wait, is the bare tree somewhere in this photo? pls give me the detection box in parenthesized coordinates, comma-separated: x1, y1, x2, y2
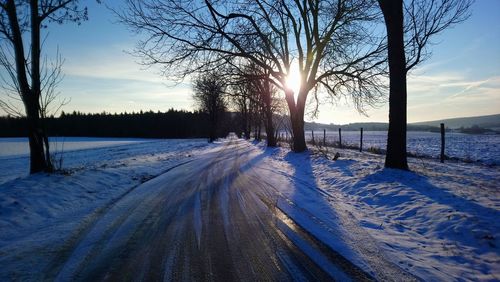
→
(38, 52, 69, 119)
(379, 0, 472, 170)
(193, 72, 228, 142)
(1, 49, 68, 118)
(120, 0, 386, 152)
(247, 68, 279, 147)
(0, 0, 91, 173)
(230, 83, 252, 139)
(228, 61, 282, 147)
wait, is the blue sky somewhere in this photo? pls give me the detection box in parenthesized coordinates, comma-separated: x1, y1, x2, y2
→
(2, 0, 499, 124)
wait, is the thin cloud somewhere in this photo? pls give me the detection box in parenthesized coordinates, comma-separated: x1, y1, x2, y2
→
(62, 43, 167, 84)
(447, 76, 500, 99)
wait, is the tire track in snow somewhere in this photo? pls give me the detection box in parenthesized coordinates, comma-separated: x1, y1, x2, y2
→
(46, 139, 391, 281)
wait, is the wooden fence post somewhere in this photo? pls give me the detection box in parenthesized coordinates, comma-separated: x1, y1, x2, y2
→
(440, 123, 445, 163)
(360, 127, 363, 152)
(311, 130, 315, 145)
(323, 129, 326, 146)
(338, 128, 342, 149)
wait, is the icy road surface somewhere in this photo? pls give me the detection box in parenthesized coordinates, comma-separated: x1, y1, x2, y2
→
(45, 139, 373, 281)
(1, 138, 496, 280)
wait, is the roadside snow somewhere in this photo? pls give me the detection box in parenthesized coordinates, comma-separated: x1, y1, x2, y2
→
(264, 143, 500, 281)
(0, 139, 210, 246)
(0, 137, 151, 158)
(1, 139, 498, 281)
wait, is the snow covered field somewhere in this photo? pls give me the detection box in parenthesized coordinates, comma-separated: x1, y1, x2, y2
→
(305, 131, 500, 165)
(271, 144, 500, 281)
(0, 137, 152, 158)
(0, 139, 210, 248)
(2, 132, 499, 165)
(0, 139, 498, 280)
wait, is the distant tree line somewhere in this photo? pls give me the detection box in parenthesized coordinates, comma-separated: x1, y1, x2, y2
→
(458, 125, 497, 135)
(0, 109, 239, 139)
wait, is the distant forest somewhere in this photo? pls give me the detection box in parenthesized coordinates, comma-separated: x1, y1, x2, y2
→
(4, 110, 495, 139)
(0, 110, 240, 139)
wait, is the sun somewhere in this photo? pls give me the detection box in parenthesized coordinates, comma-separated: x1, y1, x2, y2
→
(285, 67, 302, 101)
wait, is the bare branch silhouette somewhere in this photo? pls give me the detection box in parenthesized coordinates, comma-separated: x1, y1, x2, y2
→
(193, 71, 228, 142)
(119, 0, 387, 152)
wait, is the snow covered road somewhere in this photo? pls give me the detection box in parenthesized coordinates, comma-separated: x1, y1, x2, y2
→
(44, 139, 379, 281)
(3, 138, 493, 280)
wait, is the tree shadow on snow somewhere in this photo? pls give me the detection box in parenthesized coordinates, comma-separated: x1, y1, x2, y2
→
(279, 150, 367, 267)
(240, 146, 366, 270)
(353, 168, 499, 250)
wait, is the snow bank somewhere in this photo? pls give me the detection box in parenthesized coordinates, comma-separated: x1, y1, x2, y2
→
(0, 137, 152, 158)
(1, 139, 497, 281)
(306, 131, 500, 165)
(267, 144, 499, 281)
(0, 139, 209, 247)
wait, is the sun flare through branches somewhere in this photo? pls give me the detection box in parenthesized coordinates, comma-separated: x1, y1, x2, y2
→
(285, 67, 302, 102)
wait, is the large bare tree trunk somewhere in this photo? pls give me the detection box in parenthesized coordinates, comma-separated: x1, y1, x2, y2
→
(286, 89, 307, 152)
(6, 0, 52, 173)
(30, 0, 52, 172)
(379, 0, 409, 170)
(26, 97, 51, 173)
(291, 116, 306, 152)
